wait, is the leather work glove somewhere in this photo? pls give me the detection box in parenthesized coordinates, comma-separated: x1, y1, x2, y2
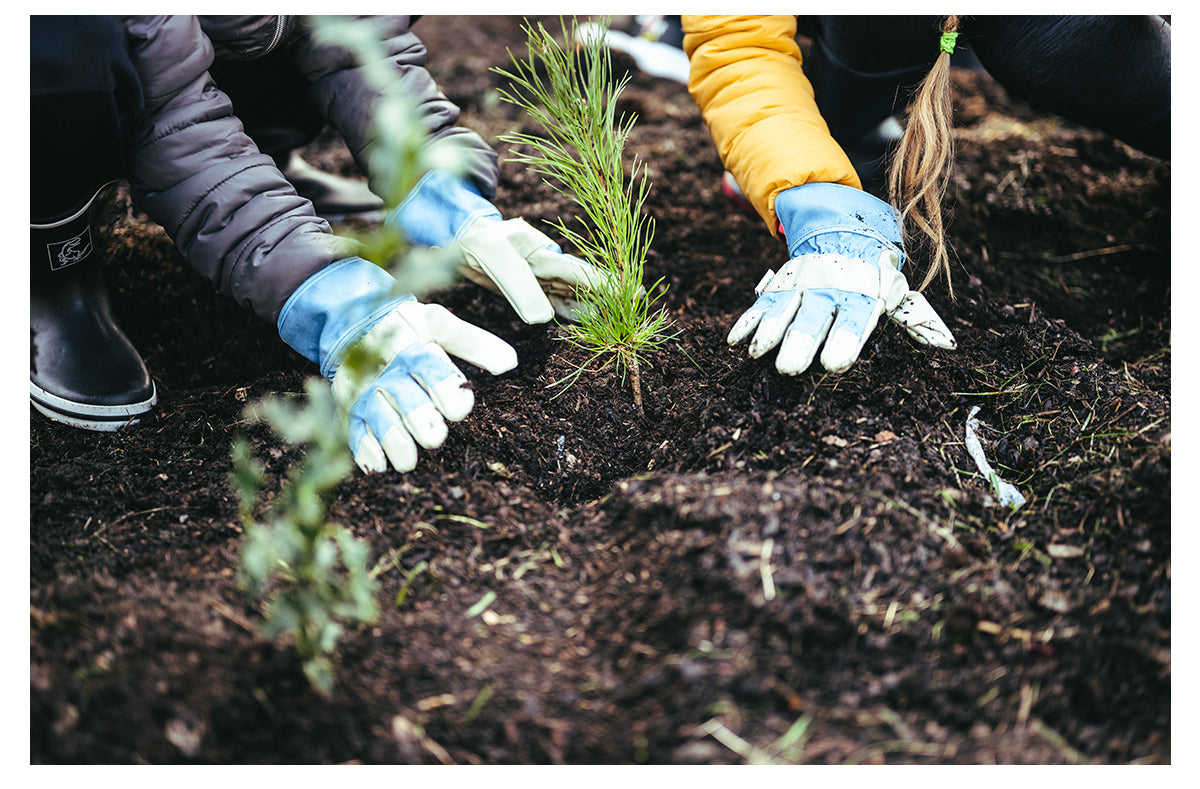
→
(727, 182, 956, 375)
(277, 258, 517, 473)
(389, 169, 613, 323)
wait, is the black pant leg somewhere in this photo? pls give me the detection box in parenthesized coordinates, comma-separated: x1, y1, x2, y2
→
(967, 16, 1170, 158)
(30, 15, 143, 221)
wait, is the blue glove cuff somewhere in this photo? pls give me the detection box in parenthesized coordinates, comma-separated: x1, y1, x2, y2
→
(774, 183, 906, 270)
(387, 169, 502, 248)
(277, 257, 415, 379)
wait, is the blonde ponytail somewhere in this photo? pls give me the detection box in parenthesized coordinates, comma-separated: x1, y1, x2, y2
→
(887, 15, 960, 298)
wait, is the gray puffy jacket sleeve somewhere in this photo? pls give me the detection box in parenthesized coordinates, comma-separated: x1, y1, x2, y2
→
(121, 15, 355, 324)
(287, 16, 499, 199)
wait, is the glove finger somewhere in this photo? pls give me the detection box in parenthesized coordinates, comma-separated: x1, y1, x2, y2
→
(529, 250, 621, 323)
(727, 300, 766, 346)
(525, 248, 617, 295)
(384, 345, 472, 433)
(888, 291, 958, 349)
(350, 420, 421, 474)
(347, 411, 420, 474)
(728, 290, 787, 348)
(348, 422, 389, 474)
(819, 292, 885, 373)
(421, 303, 519, 376)
(379, 424, 420, 473)
(727, 268, 786, 345)
(775, 290, 836, 375)
(458, 221, 554, 324)
(747, 290, 803, 358)
(547, 292, 590, 323)
(352, 370, 448, 452)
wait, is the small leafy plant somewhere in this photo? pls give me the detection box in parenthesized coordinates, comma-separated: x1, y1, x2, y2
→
(232, 381, 377, 695)
(230, 16, 468, 694)
(494, 16, 673, 414)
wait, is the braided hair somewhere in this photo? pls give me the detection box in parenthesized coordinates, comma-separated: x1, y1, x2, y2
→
(886, 15, 960, 298)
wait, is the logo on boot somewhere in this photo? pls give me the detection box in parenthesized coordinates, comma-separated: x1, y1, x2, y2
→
(47, 226, 94, 271)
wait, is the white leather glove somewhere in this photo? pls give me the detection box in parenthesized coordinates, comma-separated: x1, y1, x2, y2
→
(331, 300, 516, 473)
(390, 169, 614, 324)
(728, 183, 956, 374)
(728, 250, 956, 374)
(457, 216, 610, 323)
(278, 258, 517, 474)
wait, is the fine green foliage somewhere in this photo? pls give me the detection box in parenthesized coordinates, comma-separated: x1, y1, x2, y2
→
(229, 16, 470, 694)
(493, 16, 674, 412)
(233, 380, 379, 695)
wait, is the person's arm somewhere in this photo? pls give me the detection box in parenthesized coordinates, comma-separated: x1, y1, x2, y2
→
(682, 16, 954, 374)
(290, 15, 619, 325)
(121, 15, 348, 324)
(121, 16, 516, 474)
(289, 15, 500, 201)
(682, 15, 860, 236)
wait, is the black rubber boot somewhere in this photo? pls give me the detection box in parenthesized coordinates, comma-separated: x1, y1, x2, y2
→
(30, 190, 156, 431)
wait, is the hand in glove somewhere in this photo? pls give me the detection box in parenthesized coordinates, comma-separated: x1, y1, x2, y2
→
(277, 258, 517, 473)
(389, 169, 612, 324)
(727, 182, 956, 375)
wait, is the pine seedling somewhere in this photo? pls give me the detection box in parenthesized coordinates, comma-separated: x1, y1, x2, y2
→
(493, 16, 674, 414)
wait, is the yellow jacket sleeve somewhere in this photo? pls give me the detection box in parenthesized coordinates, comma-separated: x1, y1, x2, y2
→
(682, 15, 861, 237)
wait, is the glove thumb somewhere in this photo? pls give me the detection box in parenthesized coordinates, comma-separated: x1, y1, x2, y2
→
(887, 291, 957, 349)
(420, 303, 520, 375)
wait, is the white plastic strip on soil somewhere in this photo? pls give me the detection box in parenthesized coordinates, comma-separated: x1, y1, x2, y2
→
(964, 406, 1026, 510)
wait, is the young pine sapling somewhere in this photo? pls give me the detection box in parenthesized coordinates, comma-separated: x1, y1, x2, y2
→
(494, 17, 673, 414)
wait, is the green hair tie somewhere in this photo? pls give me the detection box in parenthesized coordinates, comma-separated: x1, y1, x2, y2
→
(939, 31, 959, 55)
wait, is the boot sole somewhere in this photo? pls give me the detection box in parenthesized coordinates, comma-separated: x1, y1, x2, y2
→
(317, 208, 388, 225)
(30, 380, 157, 432)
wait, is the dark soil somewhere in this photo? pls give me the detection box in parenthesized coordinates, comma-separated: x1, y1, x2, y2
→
(30, 16, 1171, 764)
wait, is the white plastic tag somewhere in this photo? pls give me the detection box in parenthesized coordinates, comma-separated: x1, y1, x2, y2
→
(754, 269, 776, 296)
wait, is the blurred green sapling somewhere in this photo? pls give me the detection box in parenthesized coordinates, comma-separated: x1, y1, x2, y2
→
(232, 381, 377, 695)
(230, 15, 469, 694)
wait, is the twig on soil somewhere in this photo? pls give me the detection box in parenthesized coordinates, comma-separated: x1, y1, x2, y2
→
(391, 715, 456, 765)
(108, 505, 188, 528)
(205, 595, 256, 634)
(466, 591, 497, 618)
(844, 739, 947, 764)
(1030, 719, 1092, 764)
(695, 718, 770, 763)
(462, 684, 494, 725)
(435, 512, 491, 529)
(997, 243, 1144, 264)
(696, 714, 814, 764)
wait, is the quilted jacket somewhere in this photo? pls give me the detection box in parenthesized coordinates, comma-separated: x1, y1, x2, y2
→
(122, 15, 498, 322)
(682, 15, 862, 238)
